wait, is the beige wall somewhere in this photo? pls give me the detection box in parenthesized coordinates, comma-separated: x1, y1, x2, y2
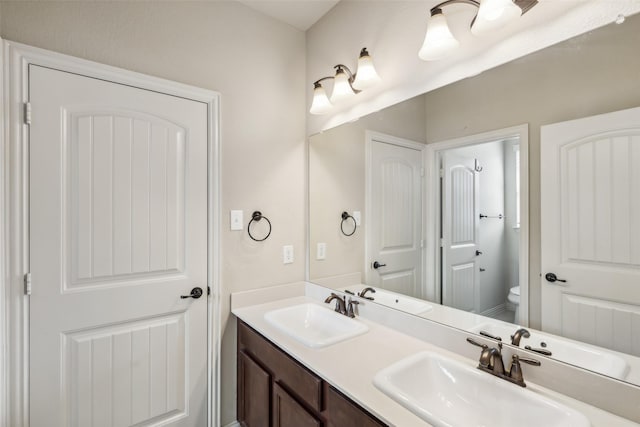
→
(0, 2, 306, 423)
(309, 95, 426, 282)
(424, 15, 640, 328)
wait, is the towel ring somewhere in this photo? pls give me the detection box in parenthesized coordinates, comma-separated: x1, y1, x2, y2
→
(340, 211, 357, 237)
(248, 211, 272, 241)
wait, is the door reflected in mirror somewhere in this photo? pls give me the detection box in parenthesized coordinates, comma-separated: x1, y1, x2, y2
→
(308, 13, 640, 387)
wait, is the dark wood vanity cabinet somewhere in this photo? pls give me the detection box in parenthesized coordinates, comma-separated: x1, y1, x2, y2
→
(237, 320, 386, 427)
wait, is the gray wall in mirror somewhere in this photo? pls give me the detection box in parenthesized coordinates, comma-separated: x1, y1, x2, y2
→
(308, 14, 640, 385)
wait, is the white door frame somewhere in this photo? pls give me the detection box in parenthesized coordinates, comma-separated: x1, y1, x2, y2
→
(0, 40, 222, 427)
(425, 124, 529, 324)
(365, 130, 426, 294)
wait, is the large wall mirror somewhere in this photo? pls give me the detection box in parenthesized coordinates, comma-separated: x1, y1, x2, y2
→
(308, 13, 640, 387)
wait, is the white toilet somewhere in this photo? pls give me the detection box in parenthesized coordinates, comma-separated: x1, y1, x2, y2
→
(507, 286, 520, 322)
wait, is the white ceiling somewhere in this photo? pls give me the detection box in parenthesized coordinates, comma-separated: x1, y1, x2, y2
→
(236, 0, 340, 31)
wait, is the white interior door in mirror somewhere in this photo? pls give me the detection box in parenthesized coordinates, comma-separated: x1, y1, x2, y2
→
(541, 106, 640, 358)
(367, 137, 423, 298)
(442, 153, 480, 313)
(28, 65, 209, 426)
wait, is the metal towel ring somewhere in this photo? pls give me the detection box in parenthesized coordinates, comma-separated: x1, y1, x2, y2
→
(340, 211, 357, 237)
(248, 211, 272, 242)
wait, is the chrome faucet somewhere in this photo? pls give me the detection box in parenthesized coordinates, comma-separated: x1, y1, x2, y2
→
(358, 287, 376, 300)
(510, 328, 530, 346)
(467, 337, 541, 387)
(324, 293, 347, 315)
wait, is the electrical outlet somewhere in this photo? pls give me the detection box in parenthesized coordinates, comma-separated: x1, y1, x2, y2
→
(317, 243, 326, 260)
(230, 210, 243, 231)
(283, 245, 294, 264)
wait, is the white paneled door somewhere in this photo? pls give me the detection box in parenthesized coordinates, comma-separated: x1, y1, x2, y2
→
(442, 153, 480, 313)
(541, 106, 640, 357)
(29, 65, 208, 426)
(367, 136, 423, 298)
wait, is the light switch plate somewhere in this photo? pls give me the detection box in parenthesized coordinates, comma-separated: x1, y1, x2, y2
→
(353, 211, 362, 226)
(317, 243, 326, 260)
(283, 245, 294, 264)
(230, 210, 243, 231)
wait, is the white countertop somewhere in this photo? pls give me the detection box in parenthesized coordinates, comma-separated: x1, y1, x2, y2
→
(232, 292, 639, 427)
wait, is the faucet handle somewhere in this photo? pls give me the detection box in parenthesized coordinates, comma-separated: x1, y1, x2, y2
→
(518, 356, 541, 366)
(509, 354, 541, 387)
(466, 337, 488, 349)
(479, 331, 502, 342)
(524, 345, 552, 356)
(346, 298, 359, 318)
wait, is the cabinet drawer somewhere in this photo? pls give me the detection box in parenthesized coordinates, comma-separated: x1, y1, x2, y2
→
(238, 321, 323, 411)
(325, 385, 387, 427)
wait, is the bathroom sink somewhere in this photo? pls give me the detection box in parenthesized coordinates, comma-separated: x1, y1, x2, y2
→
(374, 351, 591, 427)
(264, 303, 369, 348)
(469, 322, 629, 380)
(343, 285, 433, 315)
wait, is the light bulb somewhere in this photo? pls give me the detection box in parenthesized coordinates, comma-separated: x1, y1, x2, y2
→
(471, 0, 521, 35)
(418, 9, 460, 61)
(352, 48, 381, 91)
(309, 82, 332, 115)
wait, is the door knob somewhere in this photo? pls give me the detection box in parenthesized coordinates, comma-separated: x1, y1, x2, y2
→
(372, 261, 386, 269)
(181, 287, 204, 299)
(476, 250, 483, 256)
(544, 273, 567, 283)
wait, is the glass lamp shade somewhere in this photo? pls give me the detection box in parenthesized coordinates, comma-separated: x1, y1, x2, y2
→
(418, 10, 460, 61)
(352, 49, 381, 91)
(309, 83, 332, 115)
(471, 0, 521, 35)
(330, 68, 355, 104)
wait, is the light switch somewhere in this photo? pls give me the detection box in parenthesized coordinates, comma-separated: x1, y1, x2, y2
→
(230, 210, 243, 231)
(353, 211, 362, 226)
(283, 245, 294, 264)
(317, 243, 326, 260)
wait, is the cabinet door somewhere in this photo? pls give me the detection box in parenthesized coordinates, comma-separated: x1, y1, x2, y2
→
(325, 385, 386, 427)
(273, 383, 321, 427)
(238, 351, 271, 427)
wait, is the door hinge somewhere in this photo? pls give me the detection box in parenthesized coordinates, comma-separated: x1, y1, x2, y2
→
(420, 239, 425, 249)
(440, 238, 445, 247)
(24, 272, 32, 295)
(439, 168, 444, 178)
(23, 102, 32, 125)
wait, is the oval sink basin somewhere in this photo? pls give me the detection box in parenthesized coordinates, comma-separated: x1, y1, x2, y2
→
(264, 303, 369, 348)
(343, 285, 433, 315)
(469, 322, 629, 380)
(374, 351, 591, 427)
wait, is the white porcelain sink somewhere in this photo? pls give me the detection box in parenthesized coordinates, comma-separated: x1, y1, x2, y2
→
(374, 351, 591, 427)
(264, 303, 369, 348)
(343, 285, 433, 315)
(469, 322, 629, 380)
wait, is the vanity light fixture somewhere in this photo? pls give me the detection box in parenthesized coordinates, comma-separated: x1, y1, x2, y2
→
(309, 47, 380, 115)
(418, 0, 538, 61)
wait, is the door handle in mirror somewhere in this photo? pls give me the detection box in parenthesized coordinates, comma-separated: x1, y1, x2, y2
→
(181, 287, 204, 299)
(372, 261, 386, 269)
(545, 273, 567, 283)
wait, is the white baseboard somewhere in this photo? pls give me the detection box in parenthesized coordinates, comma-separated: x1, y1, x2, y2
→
(223, 421, 241, 427)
